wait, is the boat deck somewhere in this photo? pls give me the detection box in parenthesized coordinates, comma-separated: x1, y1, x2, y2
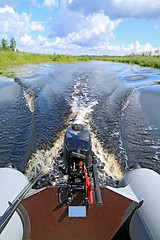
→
(22, 187, 132, 240)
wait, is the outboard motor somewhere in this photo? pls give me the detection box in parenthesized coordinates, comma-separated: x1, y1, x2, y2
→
(63, 123, 92, 176)
(58, 124, 102, 207)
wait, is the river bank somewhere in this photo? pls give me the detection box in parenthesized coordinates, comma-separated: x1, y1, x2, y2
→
(0, 52, 89, 77)
(88, 55, 160, 69)
(1, 51, 160, 78)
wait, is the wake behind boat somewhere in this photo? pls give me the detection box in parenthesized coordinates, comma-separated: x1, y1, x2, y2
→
(0, 124, 160, 239)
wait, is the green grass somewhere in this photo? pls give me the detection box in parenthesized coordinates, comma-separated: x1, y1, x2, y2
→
(88, 55, 160, 69)
(1, 51, 160, 78)
(0, 52, 89, 77)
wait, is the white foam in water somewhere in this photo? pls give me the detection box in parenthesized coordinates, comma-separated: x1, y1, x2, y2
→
(70, 99, 98, 124)
(91, 132, 123, 181)
(68, 77, 98, 125)
(26, 73, 123, 185)
(23, 90, 35, 114)
(25, 130, 67, 183)
(68, 76, 123, 181)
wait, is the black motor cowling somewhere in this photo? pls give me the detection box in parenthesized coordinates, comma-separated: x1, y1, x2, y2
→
(63, 124, 92, 176)
(59, 124, 103, 207)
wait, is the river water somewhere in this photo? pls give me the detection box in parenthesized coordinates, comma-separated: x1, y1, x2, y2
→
(0, 61, 160, 186)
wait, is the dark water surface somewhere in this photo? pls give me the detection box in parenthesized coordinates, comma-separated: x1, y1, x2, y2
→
(0, 62, 160, 185)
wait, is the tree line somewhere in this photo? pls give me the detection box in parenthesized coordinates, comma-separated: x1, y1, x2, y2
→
(0, 38, 17, 52)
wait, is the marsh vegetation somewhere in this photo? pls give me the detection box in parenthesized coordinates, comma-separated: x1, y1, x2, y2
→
(88, 55, 160, 69)
(0, 51, 89, 77)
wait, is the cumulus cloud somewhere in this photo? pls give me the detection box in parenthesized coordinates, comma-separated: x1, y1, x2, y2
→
(46, 0, 160, 55)
(0, 5, 14, 13)
(37, 35, 47, 42)
(19, 34, 52, 53)
(67, 41, 157, 56)
(8, 32, 159, 60)
(1, 1, 159, 56)
(0, 5, 46, 41)
(19, 34, 36, 47)
(31, 21, 45, 32)
(68, 0, 160, 20)
(0, 5, 30, 39)
(134, 41, 155, 54)
(49, 5, 121, 47)
(104, 41, 157, 56)
(66, 13, 121, 47)
(17, 30, 160, 56)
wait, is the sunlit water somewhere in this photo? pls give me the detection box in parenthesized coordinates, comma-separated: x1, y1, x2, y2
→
(0, 61, 160, 187)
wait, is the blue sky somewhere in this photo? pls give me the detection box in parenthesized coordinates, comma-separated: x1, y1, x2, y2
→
(0, 0, 160, 55)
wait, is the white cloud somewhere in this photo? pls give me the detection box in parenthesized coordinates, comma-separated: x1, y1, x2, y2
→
(18, 31, 158, 56)
(68, 0, 160, 20)
(46, 0, 160, 55)
(0, 5, 31, 39)
(19, 34, 36, 47)
(100, 41, 157, 56)
(0, 5, 14, 13)
(43, 0, 59, 8)
(18, 34, 53, 53)
(38, 35, 47, 42)
(134, 41, 155, 54)
(49, 5, 121, 47)
(0, 5, 45, 44)
(66, 13, 121, 47)
(1, 1, 159, 56)
(31, 21, 45, 32)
